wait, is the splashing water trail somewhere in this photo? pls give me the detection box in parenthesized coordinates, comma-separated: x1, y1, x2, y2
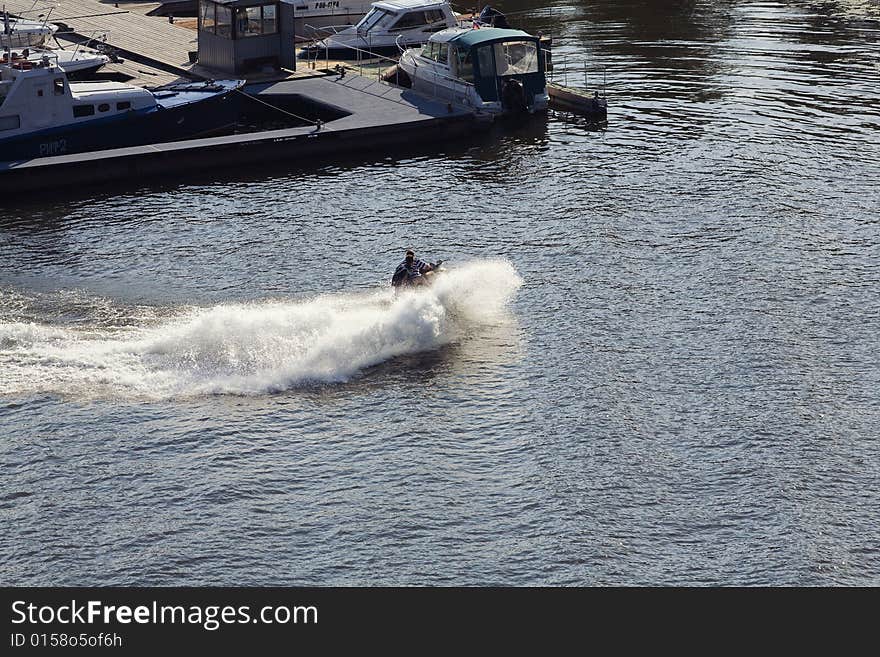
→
(0, 260, 522, 399)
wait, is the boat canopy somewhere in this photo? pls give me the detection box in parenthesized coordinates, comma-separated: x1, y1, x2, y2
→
(447, 27, 536, 48)
(425, 27, 545, 103)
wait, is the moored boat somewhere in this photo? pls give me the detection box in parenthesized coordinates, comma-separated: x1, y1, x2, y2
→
(396, 26, 550, 118)
(0, 58, 244, 162)
(4, 46, 111, 80)
(1, 12, 57, 49)
(300, 0, 458, 60)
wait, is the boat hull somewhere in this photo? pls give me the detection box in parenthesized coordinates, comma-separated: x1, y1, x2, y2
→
(299, 42, 406, 60)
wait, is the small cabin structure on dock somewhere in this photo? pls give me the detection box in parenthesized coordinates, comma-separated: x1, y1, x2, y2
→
(197, 0, 296, 73)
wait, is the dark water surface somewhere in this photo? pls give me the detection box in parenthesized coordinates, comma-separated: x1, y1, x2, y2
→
(2, 0, 879, 585)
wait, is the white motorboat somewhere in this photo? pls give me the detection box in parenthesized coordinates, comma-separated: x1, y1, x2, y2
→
(6, 46, 111, 80)
(301, 0, 458, 59)
(396, 26, 550, 117)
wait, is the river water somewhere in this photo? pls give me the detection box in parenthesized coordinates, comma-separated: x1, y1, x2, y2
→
(2, 0, 878, 585)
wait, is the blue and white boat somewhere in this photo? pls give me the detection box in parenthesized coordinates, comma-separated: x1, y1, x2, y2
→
(0, 57, 244, 161)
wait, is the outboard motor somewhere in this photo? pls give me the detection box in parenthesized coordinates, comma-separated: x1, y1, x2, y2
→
(501, 78, 528, 113)
(478, 6, 511, 29)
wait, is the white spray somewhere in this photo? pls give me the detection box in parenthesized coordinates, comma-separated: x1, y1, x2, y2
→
(0, 260, 522, 399)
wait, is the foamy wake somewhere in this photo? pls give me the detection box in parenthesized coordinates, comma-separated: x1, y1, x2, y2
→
(0, 260, 522, 399)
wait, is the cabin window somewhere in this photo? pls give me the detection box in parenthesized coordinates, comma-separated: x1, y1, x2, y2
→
(0, 115, 20, 131)
(54, 78, 65, 95)
(98, 103, 110, 112)
(493, 40, 539, 76)
(422, 42, 448, 64)
(262, 5, 276, 34)
(200, 0, 215, 32)
(235, 5, 277, 38)
(216, 4, 232, 38)
(425, 9, 445, 23)
(117, 101, 131, 110)
(236, 8, 255, 36)
(391, 11, 428, 30)
(73, 105, 95, 117)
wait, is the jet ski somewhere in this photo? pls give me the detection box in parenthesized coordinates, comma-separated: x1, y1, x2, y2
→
(392, 259, 444, 291)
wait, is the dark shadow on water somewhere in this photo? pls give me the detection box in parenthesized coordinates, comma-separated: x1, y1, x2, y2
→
(0, 116, 557, 212)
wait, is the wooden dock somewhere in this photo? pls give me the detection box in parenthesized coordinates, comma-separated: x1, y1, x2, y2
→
(4, 0, 197, 74)
(4, 0, 342, 85)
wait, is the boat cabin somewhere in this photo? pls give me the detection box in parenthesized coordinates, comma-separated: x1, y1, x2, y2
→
(354, 0, 453, 37)
(441, 28, 544, 104)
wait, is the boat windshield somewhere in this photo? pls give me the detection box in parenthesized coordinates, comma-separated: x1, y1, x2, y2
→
(493, 40, 539, 76)
(421, 40, 449, 64)
(356, 7, 394, 32)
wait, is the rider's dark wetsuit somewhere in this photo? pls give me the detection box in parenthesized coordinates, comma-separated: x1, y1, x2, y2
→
(391, 257, 434, 288)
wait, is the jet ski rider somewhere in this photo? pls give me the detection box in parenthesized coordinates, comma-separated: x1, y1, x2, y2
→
(391, 250, 439, 288)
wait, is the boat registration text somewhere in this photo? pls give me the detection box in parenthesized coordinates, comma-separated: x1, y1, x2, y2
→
(40, 139, 68, 157)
